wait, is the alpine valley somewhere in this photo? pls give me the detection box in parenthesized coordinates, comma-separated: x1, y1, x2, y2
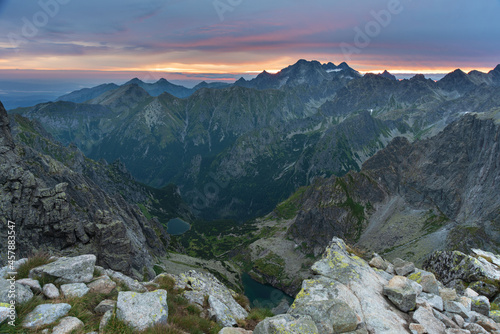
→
(2, 59, 500, 333)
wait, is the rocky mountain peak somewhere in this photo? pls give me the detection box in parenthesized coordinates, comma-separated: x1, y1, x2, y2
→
(493, 64, 500, 73)
(379, 70, 397, 81)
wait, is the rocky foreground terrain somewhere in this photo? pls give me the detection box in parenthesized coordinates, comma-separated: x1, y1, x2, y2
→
(2, 237, 500, 333)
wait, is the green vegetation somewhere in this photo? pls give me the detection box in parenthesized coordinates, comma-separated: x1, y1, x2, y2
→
(253, 252, 285, 278)
(274, 186, 307, 219)
(16, 252, 53, 280)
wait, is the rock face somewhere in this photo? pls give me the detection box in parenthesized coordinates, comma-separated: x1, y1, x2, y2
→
(169, 270, 248, 327)
(116, 289, 168, 331)
(0, 101, 169, 280)
(287, 114, 500, 265)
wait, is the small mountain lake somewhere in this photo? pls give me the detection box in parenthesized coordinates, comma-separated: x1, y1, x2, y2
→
(167, 218, 191, 235)
(241, 273, 293, 310)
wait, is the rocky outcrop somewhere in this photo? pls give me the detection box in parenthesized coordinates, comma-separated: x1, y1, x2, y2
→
(0, 101, 169, 280)
(288, 114, 500, 265)
(167, 270, 248, 327)
(262, 237, 500, 334)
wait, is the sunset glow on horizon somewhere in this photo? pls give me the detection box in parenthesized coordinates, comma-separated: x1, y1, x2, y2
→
(0, 0, 498, 86)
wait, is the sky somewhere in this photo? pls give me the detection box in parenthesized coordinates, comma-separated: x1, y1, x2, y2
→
(0, 0, 499, 93)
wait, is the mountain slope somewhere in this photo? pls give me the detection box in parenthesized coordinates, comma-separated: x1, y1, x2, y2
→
(0, 100, 180, 279)
(287, 114, 500, 261)
(56, 83, 119, 103)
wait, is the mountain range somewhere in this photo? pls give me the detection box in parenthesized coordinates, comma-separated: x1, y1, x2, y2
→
(10, 60, 500, 222)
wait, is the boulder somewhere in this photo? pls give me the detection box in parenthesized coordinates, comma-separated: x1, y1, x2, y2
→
(61, 283, 89, 298)
(16, 278, 42, 293)
(471, 249, 500, 268)
(445, 330, 471, 334)
(410, 323, 426, 334)
(209, 295, 248, 327)
(464, 288, 479, 298)
(253, 314, 319, 334)
(452, 314, 465, 328)
(218, 328, 253, 334)
(309, 238, 408, 333)
(288, 278, 360, 333)
(408, 270, 440, 295)
(470, 296, 490, 316)
(369, 254, 388, 270)
(423, 251, 498, 284)
(116, 289, 168, 331)
(29, 255, 96, 283)
(52, 316, 84, 334)
(171, 270, 248, 326)
(43, 283, 60, 299)
(104, 269, 146, 292)
(383, 275, 417, 312)
(464, 323, 489, 334)
(22, 303, 71, 328)
(418, 292, 444, 311)
(0, 303, 14, 325)
(440, 288, 458, 302)
(444, 301, 470, 318)
(88, 275, 116, 294)
(99, 310, 113, 334)
(95, 299, 116, 314)
(412, 306, 446, 334)
(489, 310, 500, 322)
(432, 309, 460, 329)
(393, 258, 416, 276)
(470, 311, 500, 332)
(468, 281, 499, 298)
(0, 279, 34, 304)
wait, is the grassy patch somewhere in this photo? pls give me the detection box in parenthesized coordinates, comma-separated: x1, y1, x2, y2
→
(16, 252, 53, 279)
(253, 252, 285, 278)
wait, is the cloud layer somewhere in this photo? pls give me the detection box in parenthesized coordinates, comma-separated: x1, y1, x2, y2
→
(0, 0, 498, 76)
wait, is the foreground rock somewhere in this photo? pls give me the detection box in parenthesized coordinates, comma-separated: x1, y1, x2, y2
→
(52, 316, 84, 334)
(116, 289, 168, 331)
(29, 255, 96, 283)
(22, 303, 71, 328)
(253, 314, 319, 334)
(383, 275, 418, 312)
(169, 270, 248, 327)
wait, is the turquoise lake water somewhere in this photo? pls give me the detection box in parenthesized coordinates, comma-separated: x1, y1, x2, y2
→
(241, 272, 293, 310)
(167, 218, 191, 235)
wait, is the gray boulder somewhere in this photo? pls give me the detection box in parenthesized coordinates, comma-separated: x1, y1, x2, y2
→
(489, 310, 500, 322)
(61, 283, 89, 298)
(307, 238, 409, 333)
(116, 289, 168, 331)
(99, 310, 113, 334)
(104, 268, 146, 292)
(470, 296, 490, 316)
(418, 292, 444, 311)
(468, 281, 498, 298)
(444, 301, 470, 318)
(209, 295, 248, 327)
(423, 251, 497, 284)
(16, 278, 42, 293)
(218, 328, 253, 334)
(88, 275, 116, 294)
(95, 299, 116, 314)
(412, 306, 446, 334)
(172, 270, 248, 326)
(253, 314, 319, 334)
(0, 278, 33, 304)
(408, 270, 440, 295)
(464, 323, 489, 334)
(0, 303, 14, 325)
(43, 283, 60, 299)
(288, 279, 359, 334)
(393, 258, 416, 276)
(383, 275, 417, 312)
(369, 254, 389, 270)
(29, 254, 96, 283)
(22, 303, 71, 328)
(52, 316, 84, 334)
